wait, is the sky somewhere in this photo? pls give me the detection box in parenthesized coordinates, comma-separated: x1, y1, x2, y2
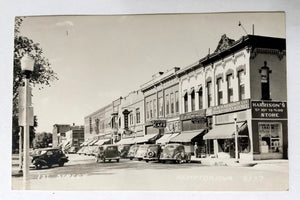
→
(18, 12, 285, 133)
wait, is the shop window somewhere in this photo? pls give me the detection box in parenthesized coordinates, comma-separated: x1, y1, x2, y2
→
(158, 97, 164, 117)
(170, 93, 174, 114)
(259, 123, 282, 153)
(136, 108, 140, 124)
(238, 70, 245, 100)
(198, 87, 203, 109)
(207, 81, 213, 107)
(191, 90, 195, 111)
(175, 91, 179, 113)
(184, 93, 188, 113)
(217, 78, 223, 105)
(227, 74, 234, 103)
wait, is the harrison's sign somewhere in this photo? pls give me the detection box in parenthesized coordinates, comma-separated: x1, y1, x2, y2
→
(252, 101, 287, 119)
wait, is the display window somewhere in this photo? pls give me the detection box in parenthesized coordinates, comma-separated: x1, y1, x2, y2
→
(258, 122, 282, 153)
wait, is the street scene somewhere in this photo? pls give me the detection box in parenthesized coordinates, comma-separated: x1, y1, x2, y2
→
(12, 154, 288, 191)
(11, 12, 288, 191)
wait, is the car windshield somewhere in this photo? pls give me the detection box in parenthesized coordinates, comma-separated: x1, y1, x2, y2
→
(139, 145, 148, 150)
(166, 145, 177, 149)
(107, 146, 117, 151)
(148, 146, 158, 151)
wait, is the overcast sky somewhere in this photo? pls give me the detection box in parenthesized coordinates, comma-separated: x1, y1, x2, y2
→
(18, 12, 285, 132)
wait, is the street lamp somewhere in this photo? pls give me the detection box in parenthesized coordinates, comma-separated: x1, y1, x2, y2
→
(233, 113, 239, 163)
(19, 54, 34, 189)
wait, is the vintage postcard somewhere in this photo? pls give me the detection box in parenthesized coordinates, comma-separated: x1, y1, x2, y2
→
(10, 12, 288, 192)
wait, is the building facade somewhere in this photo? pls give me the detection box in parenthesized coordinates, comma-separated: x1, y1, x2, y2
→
(177, 34, 287, 160)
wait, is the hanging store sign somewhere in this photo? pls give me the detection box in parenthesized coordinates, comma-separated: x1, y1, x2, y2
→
(211, 99, 250, 115)
(165, 120, 181, 133)
(251, 101, 287, 119)
(152, 120, 167, 129)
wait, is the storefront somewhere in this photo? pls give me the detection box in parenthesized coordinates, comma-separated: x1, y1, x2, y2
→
(156, 118, 181, 145)
(171, 109, 208, 156)
(203, 99, 288, 160)
(251, 101, 288, 160)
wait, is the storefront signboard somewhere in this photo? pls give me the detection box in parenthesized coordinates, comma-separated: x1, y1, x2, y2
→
(252, 101, 287, 119)
(152, 120, 167, 129)
(165, 120, 181, 133)
(212, 99, 250, 115)
(180, 109, 206, 120)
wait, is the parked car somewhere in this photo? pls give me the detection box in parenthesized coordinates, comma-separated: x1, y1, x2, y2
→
(135, 144, 150, 161)
(159, 143, 191, 164)
(127, 144, 140, 160)
(118, 144, 131, 159)
(95, 145, 120, 163)
(30, 147, 69, 169)
(144, 144, 162, 163)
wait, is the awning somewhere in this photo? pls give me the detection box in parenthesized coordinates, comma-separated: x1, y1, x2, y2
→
(116, 137, 135, 145)
(80, 138, 93, 146)
(170, 129, 205, 143)
(134, 134, 158, 144)
(87, 138, 99, 146)
(94, 138, 111, 146)
(156, 133, 180, 144)
(203, 122, 248, 140)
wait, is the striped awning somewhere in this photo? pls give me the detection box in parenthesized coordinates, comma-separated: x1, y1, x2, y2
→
(156, 133, 180, 144)
(203, 122, 248, 140)
(170, 129, 205, 143)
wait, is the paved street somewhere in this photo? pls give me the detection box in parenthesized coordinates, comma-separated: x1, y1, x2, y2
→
(12, 154, 288, 191)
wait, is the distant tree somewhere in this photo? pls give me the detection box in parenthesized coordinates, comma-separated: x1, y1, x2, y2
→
(33, 132, 52, 149)
(12, 17, 58, 152)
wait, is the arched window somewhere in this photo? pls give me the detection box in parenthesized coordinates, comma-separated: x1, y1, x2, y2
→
(197, 87, 203, 109)
(206, 81, 213, 107)
(183, 91, 188, 113)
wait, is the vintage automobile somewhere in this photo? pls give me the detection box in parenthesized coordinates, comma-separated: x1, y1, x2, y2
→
(159, 143, 191, 164)
(95, 145, 120, 163)
(30, 147, 69, 169)
(118, 144, 131, 159)
(135, 144, 150, 161)
(127, 144, 140, 160)
(144, 144, 162, 163)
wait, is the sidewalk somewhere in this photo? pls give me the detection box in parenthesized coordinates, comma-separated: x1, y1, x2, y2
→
(191, 156, 288, 167)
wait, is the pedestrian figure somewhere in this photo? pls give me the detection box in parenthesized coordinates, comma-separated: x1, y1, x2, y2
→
(194, 142, 198, 158)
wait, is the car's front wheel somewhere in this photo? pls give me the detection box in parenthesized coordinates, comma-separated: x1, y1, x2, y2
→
(35, 163, 42, 170)
(58, 161, 65, 167)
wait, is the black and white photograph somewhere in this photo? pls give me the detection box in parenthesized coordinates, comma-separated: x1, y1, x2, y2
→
(10, 12, 288, 191)
(1, 0, 300, 199)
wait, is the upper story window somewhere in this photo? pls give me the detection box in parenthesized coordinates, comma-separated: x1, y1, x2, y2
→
(175, 91, 179, 113)
(238, 70, 246, 100)
(89, 117, 92, 134)
(217, 78, 223, 105)
(158, 97, 164, 117)
(150, 100, 153, 118)
(183, 92, 188, 113)
(136, 108, 140, 124)
(207, 81, 213, 107)
(153, 99, 157, 118)
(166, 94, 170, 115)
(129, 113, 133, 125)
(170, 93, 174, 114)
(198, 87, 203, 109)
(227, 74, 234, 103)
(190, 89, 195, 111)
(146, 102, 150, 119)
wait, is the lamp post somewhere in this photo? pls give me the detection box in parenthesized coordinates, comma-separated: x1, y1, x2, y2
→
(233, 113, 239, 163)
(19, 54, 34, 189)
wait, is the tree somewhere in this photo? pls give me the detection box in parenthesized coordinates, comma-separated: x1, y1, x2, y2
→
(33, 132, 52, 149)
(12, 17, 58, 152)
